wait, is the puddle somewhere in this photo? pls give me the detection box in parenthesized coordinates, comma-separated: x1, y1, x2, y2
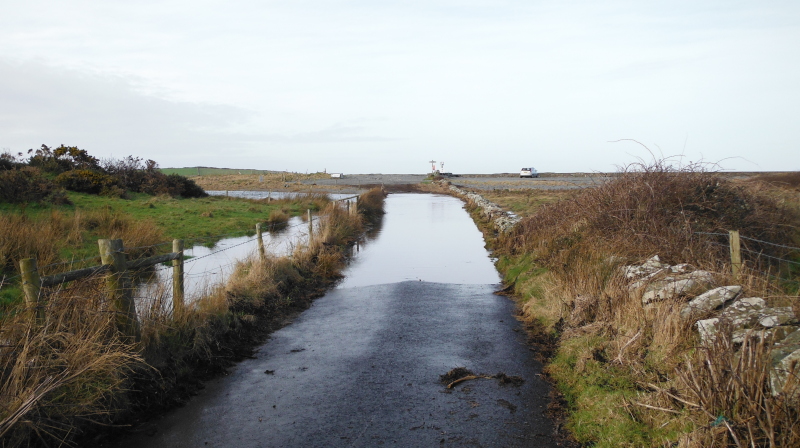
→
(337, 193, 501, 288)
(135, 216, 310, 307)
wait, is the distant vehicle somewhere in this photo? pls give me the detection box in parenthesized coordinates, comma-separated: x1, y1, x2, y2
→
(331, 173, 344, 178)
(520, 168, 538, 178)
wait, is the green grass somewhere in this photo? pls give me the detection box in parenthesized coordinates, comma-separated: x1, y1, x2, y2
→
(0, 192, 328, 274)
(66, 192, 316, 242)
(547, 335, 679, 447)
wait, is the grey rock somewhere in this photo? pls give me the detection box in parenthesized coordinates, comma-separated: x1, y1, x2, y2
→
(732, 326, 796, 344)
(623, 255, 669, 280)
(669, 263, 695, 274)
(758, 307, 798, 328)
(694, 297, 765, 344)
(719, 297, 766, 328)
(769, 329, 800, 398)
(680, 286, 742, 320)
(641, 270, 715, 305)
(447, 185, 521, 233)
(696, 318, 719, 345)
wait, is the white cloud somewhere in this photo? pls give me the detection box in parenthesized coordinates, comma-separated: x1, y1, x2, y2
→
(0, 1, 798, 173)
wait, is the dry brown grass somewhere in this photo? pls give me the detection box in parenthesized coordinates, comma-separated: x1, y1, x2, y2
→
(750, 172, 800, 191)
(357, 187, 387, 220)
(503, 165, 798, 271)
(0, 187, 385, 447)
(192, 173, 332, 192)
(675, 331, 800, 447)
(0, 209, 163, 278)
(478, 188, 576, 217)
(497, 164, 800, 446)
(0, 279, 142, 447)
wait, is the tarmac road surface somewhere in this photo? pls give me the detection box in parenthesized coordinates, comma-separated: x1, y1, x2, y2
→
(113, 194, 563, 447)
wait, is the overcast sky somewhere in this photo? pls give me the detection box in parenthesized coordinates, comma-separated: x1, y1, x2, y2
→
(1, 0, 798, 173)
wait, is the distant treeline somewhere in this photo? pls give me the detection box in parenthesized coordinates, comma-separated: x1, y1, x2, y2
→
(0, 145, 207, 204)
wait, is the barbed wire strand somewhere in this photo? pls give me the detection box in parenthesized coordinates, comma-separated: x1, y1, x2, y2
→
(739, 235, 800, 252)
(694, 231, 800, 252)
(39, 255, 103, 271)
(740, 248, 800, 267)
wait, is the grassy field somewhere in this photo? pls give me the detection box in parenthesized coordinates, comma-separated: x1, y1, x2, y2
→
(0, 188, 386, 448)
(0, 191, 329, 309)
(477, 188, 577, 217)
(0, 192, 328, 261)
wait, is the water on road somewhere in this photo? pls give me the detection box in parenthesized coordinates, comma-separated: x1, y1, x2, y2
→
(115, 193, 558, 448)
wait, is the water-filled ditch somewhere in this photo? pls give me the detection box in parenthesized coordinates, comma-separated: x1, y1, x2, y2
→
(135, 192, 499, 308)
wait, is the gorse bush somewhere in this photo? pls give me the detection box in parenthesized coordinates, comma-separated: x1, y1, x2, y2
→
(0, 167, 60, 204)
(27, 144, 102, 174)
(55, 169, 119, 195)
(0, 152, 23, 171)
(102, 156, 207, 198)
(0, 145, 207, 203)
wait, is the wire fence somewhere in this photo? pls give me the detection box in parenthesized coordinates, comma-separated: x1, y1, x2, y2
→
(0, 206, 335, 299)
(693, 230, 800, 281)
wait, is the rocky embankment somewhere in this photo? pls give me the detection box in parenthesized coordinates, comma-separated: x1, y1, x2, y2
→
(443, 182, 521, 233)
(624, 256, 800, 396)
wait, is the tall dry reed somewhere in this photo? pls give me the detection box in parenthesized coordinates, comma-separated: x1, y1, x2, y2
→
(0, 279, 142, 447)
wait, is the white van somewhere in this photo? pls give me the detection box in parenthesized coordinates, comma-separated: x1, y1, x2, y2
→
(520, 168, 538, 178)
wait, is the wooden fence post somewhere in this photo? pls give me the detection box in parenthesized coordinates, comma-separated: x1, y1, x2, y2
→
(20, 258, 43, 323)
(256, 223, 266, 262)
(172, 239, 184, 316)
(729, 230, 742, 278)
(99, 239, 139, 338)
(308, 209, 313, 242)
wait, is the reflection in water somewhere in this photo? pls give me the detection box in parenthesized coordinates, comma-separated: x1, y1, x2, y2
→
(135, 216, 310, 309)
(135, 193, 499, 313)
(337, 193, 501, 288)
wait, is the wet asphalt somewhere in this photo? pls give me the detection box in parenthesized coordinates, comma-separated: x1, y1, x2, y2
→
(114, 194, 561, 447)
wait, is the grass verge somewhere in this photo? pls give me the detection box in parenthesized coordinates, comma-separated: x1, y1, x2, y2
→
(448, 168, 800, 447)
(0, 188, 386, 447)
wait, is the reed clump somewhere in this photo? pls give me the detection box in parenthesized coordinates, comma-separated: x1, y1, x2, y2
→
(0, 279, 142, 446)
(357, 187, 388, 220)
(266, 209, 290, 228)
(495, 164, 800, 446)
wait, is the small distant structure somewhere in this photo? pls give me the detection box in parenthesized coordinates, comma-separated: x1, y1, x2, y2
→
(331, 173, 344, 179)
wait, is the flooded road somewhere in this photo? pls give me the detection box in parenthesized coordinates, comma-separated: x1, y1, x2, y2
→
(115, 194, 558, 447)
